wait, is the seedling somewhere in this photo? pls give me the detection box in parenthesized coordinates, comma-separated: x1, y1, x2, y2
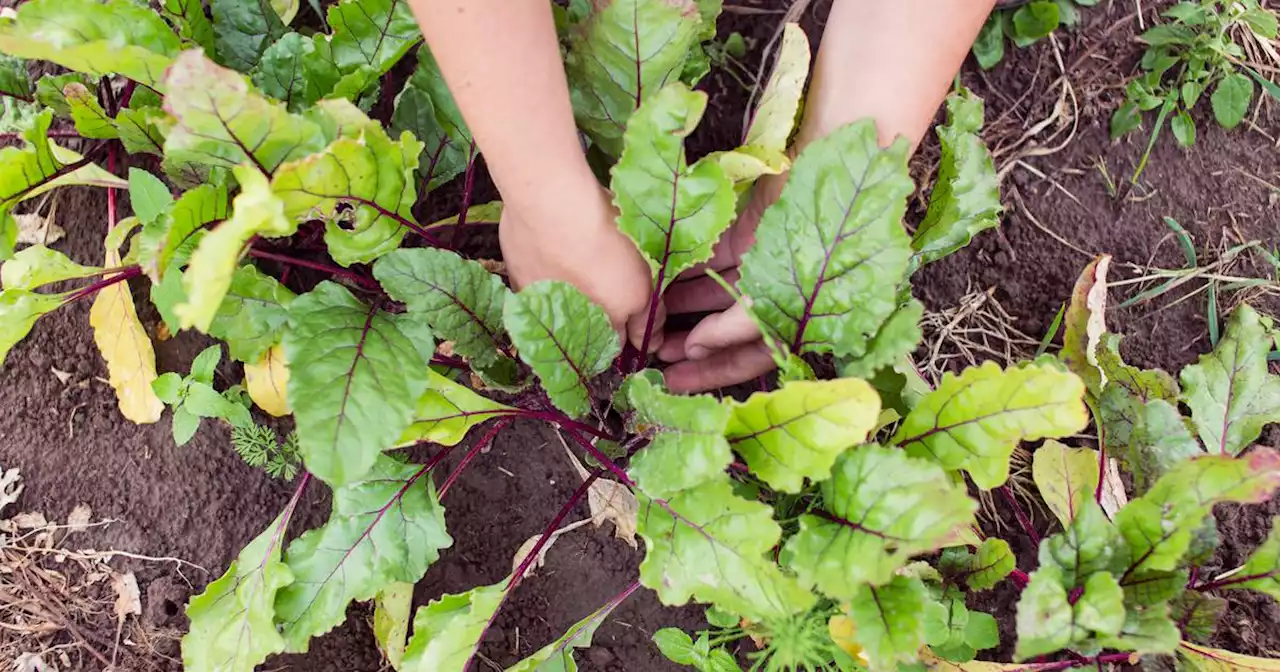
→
(151, 345, 253, 445)
(972, 0, 1100, 70)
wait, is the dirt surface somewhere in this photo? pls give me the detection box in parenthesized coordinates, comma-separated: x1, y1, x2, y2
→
(2, 0, 1279, 670)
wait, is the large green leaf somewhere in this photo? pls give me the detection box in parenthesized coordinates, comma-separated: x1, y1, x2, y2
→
(177, 168, 295, 332)
(1211, 73, 1254, 130)
(783, 446, 976, 599)
(849, 576, 928, 670)
(164, 50, 327, 175)
(116, 107, 171, 157)
(1180, 305, 1280, 455)
(207, 265, 295, 363)
(63, 82, 117, 139)
(1031, 440, 1099, 529)
(893, 361, 1088, 489)
(162, 0, 217, 53)
(564, 0, 707, 155)
(1038, 500, 1117, 584)
(1116, 450, 1280, 576)
(1, 245, 99, 291)
(0, 0, 181, 90)
(326, 0, 421, 76)
(401, 581, 503, 672)
(503, 281, 619, 418)
(284, 282, 433, 485)
(0, 289, 64, 365)
(212, 0, 287, 72)
(1014, 566, 1124, 659)
(838, 299, 924, 380)
(637, 478, 816, 621)
(627, 372, 732, 499)
(252, 32, 343, 111)
(391, 45, 473, 189)
(0, 54, 31, 100)
(137, 183, 230, 281)
(911, 88, 1000, 269)
(1220, 516, 1280, 600)
(1096, 333, 1179, 404)
(276, 455, 451, 651)
(724, 379, 881, 493)
(737, 120, 914, 357)
(611, 83, 734, 289)
(1095, 604, 1180, 654)
(183, 513, 294, 672)
(1099, 386, 1202, 493)
(375, 248, 513, 369)
(507, 585, 633, 671)
(398, 370, 514, 447)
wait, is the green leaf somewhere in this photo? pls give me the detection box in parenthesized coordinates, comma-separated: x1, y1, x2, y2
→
(1121, 570, 1187, 606)
(1011, 2, 1061, 41)
(373, 583, 413, 671)
(326, 0, 421, 76)
(137, 184, 231, 281)
(1171, 111, 1196, 147)
(626, 372, 732, 499)
(1099, 387, 1202, 493)
(565, 0, 708, 155)
(1116, 450, 1280, 576)
(849, 575, 928, 670)
(163, 50, 327, 175)
(1111, 101, 1143, 139)
(0, 111, 128, 215)
(1032, 440, 1099, 528)
(967, 538, 1016, 591)
(116, 107, 170, 157)
(0, 289, 64, 366)
(1181, 305, 1280, 455)
(1220, 516, 1280, 599)
(1211, 73, 1254, 130)
(612, 83, 735, 289)
(724, 378, 881, 493)
(185, 382, 253, 427)
(152, 373, 184, 405)
(637, 478, 816, 621)
(973, 16, 1006, 70)
(1243, 6, 1279, 39)
(400, 581, 503, 672)
(391, 45, 473, 189)
(1039, 500, 1116, 583)
(276, 455, 452, 651)
(839, 299, 925, 380)
(738, 119, 914, 357)
(653, 628, 699, 665)
(1014, 565, 1123, 660)
(177, 167, 295, 332)
(252, 32, 342, 111)
(162, 0, 217, 53)
(507, 586, 633, 672)
(911, 88, 1001, 270)
(207, 265, 295, 363)
(1, 245, 99, 290)
(1095, 604, 1180, 654)
(1171, 592, 1224, 643)
(893, 361, 1089, 489)
(1096, 333, 1179, 403)
(783, 446, 976, 598)
(33, 73, 90, 116)
(128, 169, 173, 227)
(190, 345, 222, 384)
(284, 282, 433, 486)
(375, 248, 512, 369)
(503, 281, 620, 419)
(398, 369, 514, 447)
(172, 405, 201, 445)
(0, 54, 31, 100)
(0, 0, 181, 90)
(63, 82, 117, 139)
(183, 512, 294, 672)
(272, 105, 421, 266)
(212, 0, 287, 72)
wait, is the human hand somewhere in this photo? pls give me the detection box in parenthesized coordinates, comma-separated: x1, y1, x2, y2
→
(657, 174, 786, 392)
(499, 182, 661, 351)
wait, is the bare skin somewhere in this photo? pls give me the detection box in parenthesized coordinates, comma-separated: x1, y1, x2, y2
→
(408, 0, 995, 390)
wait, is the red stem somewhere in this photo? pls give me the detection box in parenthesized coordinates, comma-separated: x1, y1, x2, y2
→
(1193, 570, 1275, 592)
(64, 266, 143, 302)
(449, 142, 478, 249)
(1094, 420, 1107, 504)
(247, 248, 381, 290)
(560, 427, 635, 487)
(999, 485, 1041, 547)
(515, 407, 619, 442)
(438, 420, 511, 499)
(1018, 653, 1134, 671)
(1010, 568, 1030, 589)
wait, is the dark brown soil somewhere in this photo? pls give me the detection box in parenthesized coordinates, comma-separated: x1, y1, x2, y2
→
(2, 0, 1279, 670)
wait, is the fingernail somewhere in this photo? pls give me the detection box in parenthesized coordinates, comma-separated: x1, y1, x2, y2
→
(688, 345, 710, 361)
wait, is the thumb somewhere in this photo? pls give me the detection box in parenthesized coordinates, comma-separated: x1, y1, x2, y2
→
(625, 300, 666, 353)
(683, 303, 761, 361)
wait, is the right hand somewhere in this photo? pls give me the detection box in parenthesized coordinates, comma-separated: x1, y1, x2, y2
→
(499, 182, 662, 352)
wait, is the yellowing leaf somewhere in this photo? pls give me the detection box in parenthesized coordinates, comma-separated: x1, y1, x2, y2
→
(828, 613, 870, 664)
(919, 649, 1040, 670)
(245, 344, 291, 417)
(397, 370, 514, 447)
(744, 23, 809, 153)
(1179, 641, 1280, 670)
(373, 582, 413, 670)
(1032, 440, 1098, 528)
(90, 220, 163, 424)
(1062, 255, 1110, 398)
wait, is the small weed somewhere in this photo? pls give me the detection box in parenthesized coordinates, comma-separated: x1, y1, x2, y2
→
(972, 0, 1100, 70)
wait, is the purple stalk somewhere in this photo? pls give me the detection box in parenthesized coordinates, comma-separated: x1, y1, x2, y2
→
(1094, 422, 1107, 504)
(560, 427, 635, 487)
(64, 266, 144, 303)
(1010, 568, 1030, 589)
(449, 141, 479, 249)
(438, 419, 512, 499)
(999, 486, 1041, 548)
(261, 473, 312, 568)
(515, 407, 620, 442)
(1017, 653, 1135, 671)
(248, 248, 381, 290)
(1193, 570, 1276, 592)
(430, 354, 471, 370)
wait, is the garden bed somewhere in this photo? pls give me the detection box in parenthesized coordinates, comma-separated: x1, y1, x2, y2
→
(1, 0, 1278, 670)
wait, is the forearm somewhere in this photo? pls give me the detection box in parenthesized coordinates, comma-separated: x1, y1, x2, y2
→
(797, 0, 996, 150)
(407, 0, 593, 215)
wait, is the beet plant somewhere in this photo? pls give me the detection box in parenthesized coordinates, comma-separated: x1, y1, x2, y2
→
(1, 1, 1279, 671)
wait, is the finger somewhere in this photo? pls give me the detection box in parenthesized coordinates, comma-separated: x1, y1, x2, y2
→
(658, 330, 690, 363)
(663, 341, 775, 393)
(625, 302, 667, 353)
(665, 269, 740, 315)
(683, 304, 761, 361)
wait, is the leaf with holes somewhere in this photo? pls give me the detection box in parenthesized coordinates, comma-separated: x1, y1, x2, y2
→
(783, 446, 976, 599)
(724, 378, 881, 493)
(503, 281, 620, 419)
(1032, 440, 1099, 528)
(391, 45, 473, 189)
(212, 0, 287, 72)
(612, 84, 734, 290)
(177, 167, 296, 332)
(398, 370, 514, 448)
(626, 371, 732, 499)
(163, 51, 327, 175)
(1180, 305, 1280, 456)
(737, 119, 914, 358)
(183, 512, 294, 672)
(507, 586, 634, 672)
(208, 265, 295, 363)
(400, 581, 504, 672)
(284, 281, 433, 485)
(0, 0, 181, 90)
(275, 455, 452, 651)
(911, 88, 1001, 270)
(272, 105, 421, 266)
(564, 0, 707, 155)
(637, 478, 816, 621)
(376, 248, 512, 369)
(892, 361, 1089, 489)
